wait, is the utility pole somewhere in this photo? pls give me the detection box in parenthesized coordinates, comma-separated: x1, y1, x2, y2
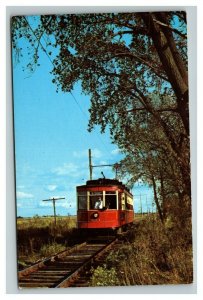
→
(42, 197, 65, 227)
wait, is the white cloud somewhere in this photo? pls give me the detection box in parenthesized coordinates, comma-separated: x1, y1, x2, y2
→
(73, 148, 103, 159)
(98, 160, 108, 165)
(17, 191, 34, 199)
(111, 148, 121, 155)
(52, 163, 78, 176)
(17, 185, 25, 189)
(92, 148, 103, 158)
(73, 150, 88, 158)
(47, 185, 57, 191)
(52, 162, 88, 179)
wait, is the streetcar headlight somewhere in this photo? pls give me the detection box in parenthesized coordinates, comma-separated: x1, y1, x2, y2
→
(93, 212, 99, 219)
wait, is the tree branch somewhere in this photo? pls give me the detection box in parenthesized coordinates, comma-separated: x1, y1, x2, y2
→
(153, 18, 187, 39)
(112, 27, 148, 39)
(23, 16, 55, 67)
(112, 30, 133, 38)
(121, 106, 178, 114)
(111, 52, 169, 82)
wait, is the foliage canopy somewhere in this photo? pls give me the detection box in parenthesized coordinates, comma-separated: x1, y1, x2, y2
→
(12, 11, 191, 225)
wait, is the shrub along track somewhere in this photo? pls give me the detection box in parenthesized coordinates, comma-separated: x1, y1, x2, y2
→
(18, 236, 119, 288)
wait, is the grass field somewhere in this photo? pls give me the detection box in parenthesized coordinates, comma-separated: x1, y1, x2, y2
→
(17, 213, 145, 228)
(16, 213, 193, 285)
(16, 213, 145, 269)
(17, 215, 78, 269)
(17, 215, 77, 230)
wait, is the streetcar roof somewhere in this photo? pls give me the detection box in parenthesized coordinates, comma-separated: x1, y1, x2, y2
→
(76, 178, 132, 195)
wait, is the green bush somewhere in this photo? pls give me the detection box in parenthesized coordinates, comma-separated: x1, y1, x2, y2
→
(39, 242, 66, 257)
(90, 265, 120, 286)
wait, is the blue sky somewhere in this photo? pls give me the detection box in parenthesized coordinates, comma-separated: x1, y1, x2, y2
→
(12, 16, 154, 217)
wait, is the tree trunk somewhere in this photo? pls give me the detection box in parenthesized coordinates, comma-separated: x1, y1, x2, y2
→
(151, 175, 164, 223)
(141, 12, 189, 136)
(160, 171, 166, 220)
(155, 12, 188, 86)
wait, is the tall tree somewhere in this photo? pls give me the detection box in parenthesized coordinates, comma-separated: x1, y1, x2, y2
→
(12, 11, 191, 223)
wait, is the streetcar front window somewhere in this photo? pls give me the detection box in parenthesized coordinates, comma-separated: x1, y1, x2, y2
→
(105, 191, 117, 209)
(89, 191, 103, 209)
(78, 192, 87, 210)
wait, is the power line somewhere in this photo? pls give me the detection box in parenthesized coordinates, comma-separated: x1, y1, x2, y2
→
(24, 16, 113, 160)
(24, 16, 54, 68)
(70, 91, 90, 120)
(70, 91, 112, 158)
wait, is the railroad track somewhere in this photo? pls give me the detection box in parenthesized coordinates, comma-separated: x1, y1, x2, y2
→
(18, 236, 117, 288)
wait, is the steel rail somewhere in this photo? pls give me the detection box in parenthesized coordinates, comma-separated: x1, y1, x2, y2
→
(18, 242, 87, 279)
(18, 237, 117, 288)
(56, 237, 117, 288)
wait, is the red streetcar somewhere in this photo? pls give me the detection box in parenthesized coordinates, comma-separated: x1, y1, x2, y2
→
(76, 178, 134, 232)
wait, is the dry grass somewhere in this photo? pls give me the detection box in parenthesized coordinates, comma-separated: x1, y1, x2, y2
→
(17, 214, 193, 286)
(17, 215, 76, 231)
(91, 215, 193, 286)
(17, 216, 78, 269)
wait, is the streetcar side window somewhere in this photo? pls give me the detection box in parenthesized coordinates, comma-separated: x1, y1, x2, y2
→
(89, 192, 103, 209)
(126, 195, 133, 210)
(78, 192, 87, 210)
(105, 191, 117, 209)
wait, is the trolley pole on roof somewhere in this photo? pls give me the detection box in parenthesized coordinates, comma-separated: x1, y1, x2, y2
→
(88, 148, 120, 180)
(89, 149, 93, 180)
(114, 163, 120, 179)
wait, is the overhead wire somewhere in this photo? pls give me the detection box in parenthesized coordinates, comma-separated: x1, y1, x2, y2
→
(70, 91, 114, 159)
(24, 16, 114, 160)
